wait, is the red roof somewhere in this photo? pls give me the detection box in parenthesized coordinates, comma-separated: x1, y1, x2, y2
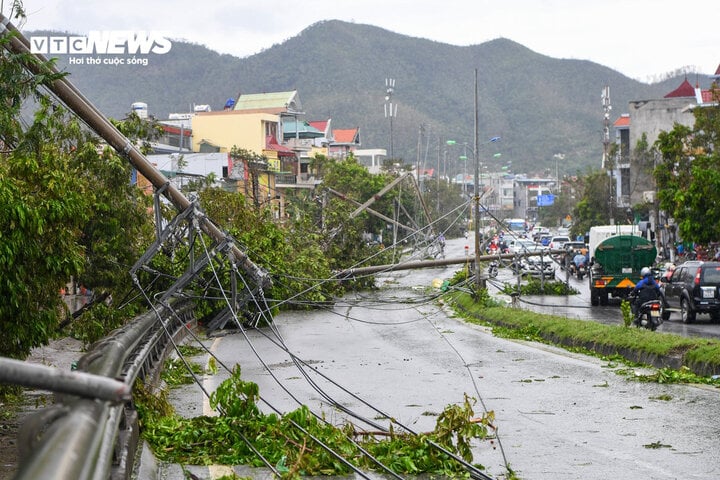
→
(161, 124, 192, 136)
(664, 78, 696, 98)
(333, 128, 359, 144)
(715, 64, 720, 76)
(265, 135, 296, 157)
(309, 120, 329, 134)
(613, 115, 630, 127)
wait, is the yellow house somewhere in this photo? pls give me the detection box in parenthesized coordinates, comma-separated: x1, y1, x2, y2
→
(191, 91, 304, 218)
(191, 111, 280, 154)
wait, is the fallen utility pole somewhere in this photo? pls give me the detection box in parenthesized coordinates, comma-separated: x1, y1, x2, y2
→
(0, 15, 270, 290)
(336, 249, 564, 278)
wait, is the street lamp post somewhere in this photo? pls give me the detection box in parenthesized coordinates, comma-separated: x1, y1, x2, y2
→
(445, 140, 470, 197)
(459, 153, 468, 196)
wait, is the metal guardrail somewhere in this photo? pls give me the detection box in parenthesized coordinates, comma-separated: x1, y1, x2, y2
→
(11, 301, 194, 480)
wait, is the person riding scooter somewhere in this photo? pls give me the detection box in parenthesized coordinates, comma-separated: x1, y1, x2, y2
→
(630, 267, 661, 316)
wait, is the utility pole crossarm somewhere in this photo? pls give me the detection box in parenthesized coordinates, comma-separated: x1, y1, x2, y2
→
(349, 171, 412, 218)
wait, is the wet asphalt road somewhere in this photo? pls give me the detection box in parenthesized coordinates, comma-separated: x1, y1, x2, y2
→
(174, 235, 720, 479)
(497, 254, 720, 341)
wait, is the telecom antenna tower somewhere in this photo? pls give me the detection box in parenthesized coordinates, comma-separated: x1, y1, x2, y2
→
(384, 78, 397, 159)
(601, 85, 611, 169)
(601, 85, 615, 222)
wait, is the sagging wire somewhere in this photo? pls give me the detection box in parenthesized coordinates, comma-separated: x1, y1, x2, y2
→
(192, 228, 399, 480)
(236, 198, 472, 305)
(240, 271, 496, 480)
(411, 298, 511, 473)
(129, 279, 281, 477)
(130, 191, 486, 477)
(133, 228, 380, 478)
(203, 239, 494, 479)
(244, 311, 494, 480)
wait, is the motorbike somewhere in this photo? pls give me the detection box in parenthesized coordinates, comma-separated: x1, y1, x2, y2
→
(575, 262, 587, 280)
(488, 260, 499, 278)
(628, 290, 663, 331)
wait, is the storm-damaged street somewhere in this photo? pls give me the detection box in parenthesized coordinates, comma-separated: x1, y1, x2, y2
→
(168, 236, 720, 479)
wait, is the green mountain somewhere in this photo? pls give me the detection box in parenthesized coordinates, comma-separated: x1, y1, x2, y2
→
(30, 20, 712, 176)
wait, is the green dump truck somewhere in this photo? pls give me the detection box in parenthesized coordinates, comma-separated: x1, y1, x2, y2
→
(588, 226, 657, 306)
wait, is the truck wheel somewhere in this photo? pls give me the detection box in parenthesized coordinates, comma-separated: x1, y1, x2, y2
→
(599, 291, 609, 306)
(591, 290, 599, 306)
(681, 297, 695, 324)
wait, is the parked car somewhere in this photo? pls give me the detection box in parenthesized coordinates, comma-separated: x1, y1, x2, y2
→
(662, 261, 720, 323)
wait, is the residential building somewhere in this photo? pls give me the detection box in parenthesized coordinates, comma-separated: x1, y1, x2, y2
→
(329, 128, 361, 159)
(615, 73, 719, 208)
(611, 65, 720, 257)
(513, 176, 557, 221)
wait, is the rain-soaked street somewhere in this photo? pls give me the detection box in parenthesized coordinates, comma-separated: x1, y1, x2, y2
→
(172, 235, 720, 479)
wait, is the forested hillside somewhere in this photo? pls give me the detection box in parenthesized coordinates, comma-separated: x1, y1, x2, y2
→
(28, 20, 713, 175)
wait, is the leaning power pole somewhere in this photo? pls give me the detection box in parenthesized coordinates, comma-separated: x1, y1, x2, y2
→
(473, 69, 484, 290)
(0, 14, 270, 290)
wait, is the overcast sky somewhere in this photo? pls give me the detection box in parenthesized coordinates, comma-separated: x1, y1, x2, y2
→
(7, 0, 719, 82)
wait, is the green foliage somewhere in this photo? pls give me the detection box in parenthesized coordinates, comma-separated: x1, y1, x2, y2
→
(314, 156, 397, 275)
(67, 303, 136, 347)
(620, 299, 633, 327)
(161, 358, 206, 387)
(619, 365, 720, 387)
(137, 365, 496, 477)
(0, 93, 89, 359)
(198, 188, 339, 307)
(0, 41, 157, 359)
(501, 279, 578, 296)
(569, 169, 612, 238)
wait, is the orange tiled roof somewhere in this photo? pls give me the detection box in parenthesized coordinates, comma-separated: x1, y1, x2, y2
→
(613, 115, 630, 127)
(333, 128, 358, 144)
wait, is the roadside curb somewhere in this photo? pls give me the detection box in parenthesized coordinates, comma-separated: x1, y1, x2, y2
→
(451, 297, 720, 378)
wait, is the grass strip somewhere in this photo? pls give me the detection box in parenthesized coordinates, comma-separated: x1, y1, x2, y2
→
(448, 291, 720, 376)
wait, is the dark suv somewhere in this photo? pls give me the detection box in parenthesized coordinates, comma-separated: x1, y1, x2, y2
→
(662, 261, 720, 323)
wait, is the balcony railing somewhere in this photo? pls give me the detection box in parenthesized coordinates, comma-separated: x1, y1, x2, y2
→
(275, 172, 322, 186)
(275, 172, 296, 184)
